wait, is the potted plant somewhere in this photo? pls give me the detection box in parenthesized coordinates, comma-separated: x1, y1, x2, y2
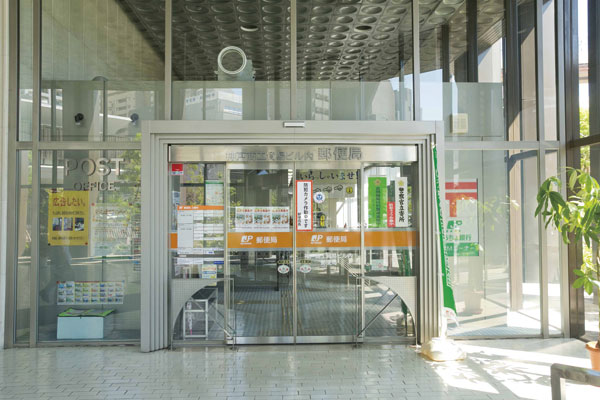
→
(536, 168, 600, 371)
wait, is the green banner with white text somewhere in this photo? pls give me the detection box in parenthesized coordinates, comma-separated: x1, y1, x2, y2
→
(433, 146, 457, 320)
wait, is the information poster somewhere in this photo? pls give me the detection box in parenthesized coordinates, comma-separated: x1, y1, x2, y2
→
(90, 204, 131, 256)
(48, 190, 89, 246)
(296, 180, 313, 231)
(205, 181, 224, 205)
(57, 281, 125, 305)
(368, 177, 387, 228)
(445, 180, 479, 256)
(176, 205, 224, 255)
(234, 207, 289, 231)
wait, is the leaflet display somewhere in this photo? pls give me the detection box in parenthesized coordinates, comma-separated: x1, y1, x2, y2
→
(57, 281, 125, 305)
(175, 205, 224, 278)
(234, 207, 290, 231)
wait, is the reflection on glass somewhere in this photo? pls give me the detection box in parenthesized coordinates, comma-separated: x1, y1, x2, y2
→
(19, 0, 33, 141)
(228, 169, 293, 337)
(16, 151, 33, 342)
(583, 144, 600, 338)
(297, 1, 413, 121)
(38, 150, 141, 341)
(418, 1, 506, 140)
(296, 168, 361, 337)
(545, 150, 562, 334)
(446, 150, 542, 337)
(41, 0, 165, 141)
(363, 164, 418, 338)
(171, 0, 291, 120)
(169, 162, 227, 341)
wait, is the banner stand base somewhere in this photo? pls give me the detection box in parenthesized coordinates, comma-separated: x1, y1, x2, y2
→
(421, 337, 466, 361)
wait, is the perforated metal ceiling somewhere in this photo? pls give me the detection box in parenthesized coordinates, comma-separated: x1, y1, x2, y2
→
(119, 0, 506, 81)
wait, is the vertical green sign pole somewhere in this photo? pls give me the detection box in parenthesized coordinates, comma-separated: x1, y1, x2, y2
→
(433, 145, 457, 335)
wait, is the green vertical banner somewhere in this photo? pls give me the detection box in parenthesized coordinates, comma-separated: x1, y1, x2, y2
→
(368, 177, 387, 228)
(433, 146, 457, 321)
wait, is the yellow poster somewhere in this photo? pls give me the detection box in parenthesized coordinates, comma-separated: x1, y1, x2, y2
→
(48, 190, 89, 246)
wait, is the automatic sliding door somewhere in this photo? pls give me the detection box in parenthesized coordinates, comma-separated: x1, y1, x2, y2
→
(227, 165, 294, 340)
(362, 164, 418, 340)
(295, 168, 361, 340)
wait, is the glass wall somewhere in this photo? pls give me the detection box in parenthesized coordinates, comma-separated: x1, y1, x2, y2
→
(296, 1, 414, 121)
(418, 0, 505, 139)
(19, 0, 33, 141)
(15, 151, 33, 343)
(171, 0, 291, 120)
(445, 150, 542, 337)
(38, 150, 141, 341)
(7, 0, 567, 345)
(40, 0, 165, 141)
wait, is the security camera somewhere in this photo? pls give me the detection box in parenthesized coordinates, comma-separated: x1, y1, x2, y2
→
(74, 113, 84, 125)
(130, 113, 139, 125)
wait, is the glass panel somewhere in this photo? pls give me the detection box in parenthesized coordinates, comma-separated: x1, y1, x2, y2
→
(169, 163, 228, 341)
(41, 0, 165, 141)
(446, 150, 541, 337)
(584, 144, 600, 339)
(15, 151, 33, 343)
(517, 0, 538, 141)
(296, 1, 413, 120)
(19, 0, 34, 141)
(38, 150, 141, 341)
(295, 168, 360, 337)
(545, 150, 562, 334)
(419, 1, 506, 141)
(543, 1, 558, 141)
(363, 164, 418, 339)
(228, 168, 293, 337)
(171, 0, 291, 120)
(579, 0, 589, 138)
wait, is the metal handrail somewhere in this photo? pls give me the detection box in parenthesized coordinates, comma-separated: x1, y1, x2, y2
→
(171, 277, 236, 349)
(354, 276, 414, 345)
(551, 363, 600, 400)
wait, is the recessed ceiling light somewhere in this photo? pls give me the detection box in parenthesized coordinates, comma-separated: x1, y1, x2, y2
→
(241, 25, 259, 32)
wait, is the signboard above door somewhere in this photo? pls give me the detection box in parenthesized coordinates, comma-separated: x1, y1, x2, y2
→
(169, 145, 418, 163)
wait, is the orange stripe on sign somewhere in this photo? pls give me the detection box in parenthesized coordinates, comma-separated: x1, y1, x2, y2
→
(177, 205, 224, 211)
(296, 231, 360, 248)
(227, 232, 293, 249)
(365, 230, 418, 247)
(170, 233, 178, 249)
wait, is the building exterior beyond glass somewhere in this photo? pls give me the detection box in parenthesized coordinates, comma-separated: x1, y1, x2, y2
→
(2, 0, 597, 348)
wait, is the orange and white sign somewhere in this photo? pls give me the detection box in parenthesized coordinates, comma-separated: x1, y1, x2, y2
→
(364, 230, 418, 248)
(296, 231, 360, 248)
(177, 205, 224, 211)
(227, 232, 293, 249)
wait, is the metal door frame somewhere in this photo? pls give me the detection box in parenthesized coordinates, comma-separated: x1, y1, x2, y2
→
(140, 120, 444, 352)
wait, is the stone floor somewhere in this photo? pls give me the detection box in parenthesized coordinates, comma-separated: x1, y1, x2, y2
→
(0, 339, 599, 399)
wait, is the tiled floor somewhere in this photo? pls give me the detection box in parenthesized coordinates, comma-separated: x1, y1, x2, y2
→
(0, 339, 599, 399)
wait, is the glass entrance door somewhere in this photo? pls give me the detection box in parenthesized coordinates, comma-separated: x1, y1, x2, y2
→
(168, 144, 420, 345)
(295, 167, 361, 341)
(227, 165, 294, 342)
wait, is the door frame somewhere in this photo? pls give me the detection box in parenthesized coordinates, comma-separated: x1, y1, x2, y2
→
(140, 120, 445, 352)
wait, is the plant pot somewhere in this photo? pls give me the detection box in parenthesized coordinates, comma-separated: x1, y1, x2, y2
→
(586, 341, 600, 371)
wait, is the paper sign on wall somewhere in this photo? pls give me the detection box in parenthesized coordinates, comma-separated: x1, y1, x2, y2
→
(48, 190, 89, 246)
(296, 180, 313, 231)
